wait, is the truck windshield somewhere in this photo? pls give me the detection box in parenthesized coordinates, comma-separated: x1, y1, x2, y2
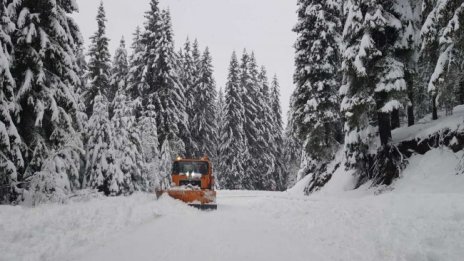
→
(172, 162, 209, 175)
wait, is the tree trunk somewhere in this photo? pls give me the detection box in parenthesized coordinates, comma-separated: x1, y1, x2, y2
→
(406, 70, 415, 126)
(407, 105, 415, 126)
(378, 112, 392, 146)
(432, 94, 438, 120)
(391, 109, 400, 130)
(458, 78, 464, 105)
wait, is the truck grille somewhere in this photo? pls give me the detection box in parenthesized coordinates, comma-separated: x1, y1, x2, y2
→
(179, 180, 201, 187)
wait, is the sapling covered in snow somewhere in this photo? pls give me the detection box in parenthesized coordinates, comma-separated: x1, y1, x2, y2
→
(138, 102, 161, 190)
(109, 92, 147, 195)
(159, 139, 173, 189)
(85, 94, 115, 194)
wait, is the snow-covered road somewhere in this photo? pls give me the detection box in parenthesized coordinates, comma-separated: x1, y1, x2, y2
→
(2, 148, 464, 261)
(74, 190, 464, 261)
(76, 191, 316, 261)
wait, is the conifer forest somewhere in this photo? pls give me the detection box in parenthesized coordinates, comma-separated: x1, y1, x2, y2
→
(2, 1, 464, 260)
(1, 0, 464, 204)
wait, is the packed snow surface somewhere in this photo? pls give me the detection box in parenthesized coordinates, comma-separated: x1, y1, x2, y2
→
(392, 105, 464, 143)
(1, 148, 464, 261)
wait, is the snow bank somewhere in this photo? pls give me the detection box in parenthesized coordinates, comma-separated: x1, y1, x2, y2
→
(393, 105, 464, 143)
(393, 148, 464, 193)
(0, 193, 190, 261)
(286, 173, 312, 195)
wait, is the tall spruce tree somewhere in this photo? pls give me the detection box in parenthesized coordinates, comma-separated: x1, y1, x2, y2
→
(179, 38, 195, 155)
(139, 1, 187, 159)
(191, 47, 217, 158)
(109, 37, 129, 104)
(0, 1, 23, 203)
(219, 52, 246, 189)
(270, 75, 286, 190)
(291, 0, 343, 165)
(11, 0, 84, 203)
(239, 51, 260, 189)
(85, 1, 112, 117)
(127, 26, 144, 103)
(422, 0, 464, 117)
(341, 0, 408, 185)
(256, 67, 279, 190)
(215, 87, 226, 186)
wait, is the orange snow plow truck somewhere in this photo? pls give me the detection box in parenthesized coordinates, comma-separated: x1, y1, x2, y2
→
(158, 156, 217, 210)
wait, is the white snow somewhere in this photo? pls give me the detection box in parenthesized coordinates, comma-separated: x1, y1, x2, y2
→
(2, 147, 464, 261)
(392, 105, 464, 143)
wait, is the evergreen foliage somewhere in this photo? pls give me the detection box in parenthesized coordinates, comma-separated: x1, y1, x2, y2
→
(11, 0, 84, 203)
(140, 1, 187, 159)
(0, 1, 22, 203)
(127, 26, 144, 103)
(110, 37, 129, 105)
(85, 94, 114, 194)
(191, 47, 217, 158)
(85, 1, 111, 117)
(422, 0, 464, 117)
(219, 52, 246, 189)
(291, 0, 343, 164)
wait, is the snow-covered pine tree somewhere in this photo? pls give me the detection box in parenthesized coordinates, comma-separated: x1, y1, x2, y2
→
(0, 1, 23, 203)
(159, 139, 172, 189)
(215, 87, 226, 187)
(291, 0, 343, 172)
(138, 102, 160, 191)
(192, 39, 202, 85)
(75, 45, 89, 130)
(219, 52, 246, 189)
(191, 47, 217, 158)
(12, 0, 84, 203)
(283, 126, 303, 189)
(269, 75, 286, 190)
(239, 51, 260, 189)
(110, 92, 146, 195)
(140, 1, 187, 157)
(422, 0, 464, 117)
(179, 38, 195, 156)
(109, 37, 129, 105)
(341, 0, 408, 185)
(394, 0, 420, 126)
(256, 67, 279, 191)
(127, 26, 144, 103)
(84, 94, 115, 194)
(159, 8, 188, 157)
(85, 1, 112, 117)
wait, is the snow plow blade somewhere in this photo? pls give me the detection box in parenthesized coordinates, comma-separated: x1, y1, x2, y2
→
(161, 189, 217, 211)
(189, 203, 217, 210)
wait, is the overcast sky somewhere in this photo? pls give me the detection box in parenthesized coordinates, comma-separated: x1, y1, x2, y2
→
(73, 0, 297, 122)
